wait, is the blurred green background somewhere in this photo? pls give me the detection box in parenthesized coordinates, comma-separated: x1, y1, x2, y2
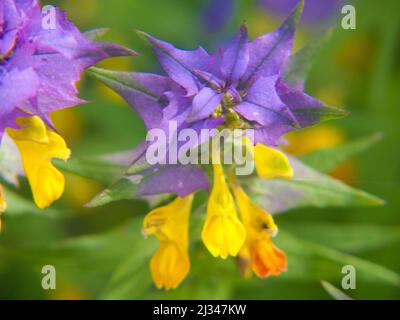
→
(0, 0, 399, 299)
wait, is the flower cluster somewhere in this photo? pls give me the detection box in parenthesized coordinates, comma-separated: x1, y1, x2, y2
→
(143, 144, 293, 289)
(1, 1, 348, 290)
(88, 1, 348, 289)
(0, 0, 136, 222)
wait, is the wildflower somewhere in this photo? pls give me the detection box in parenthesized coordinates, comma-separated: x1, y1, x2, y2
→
(90, 1, 345, 201)
(143, 195, 193, 289)
(233, 184, 287, 277)
(137, 1, 343, 147)
(0, 0, 137, 212)
(89, 1, 347, 290)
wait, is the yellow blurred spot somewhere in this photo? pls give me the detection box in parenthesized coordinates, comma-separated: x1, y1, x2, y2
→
(247, 10, 306, 52)
(64, 173, 103, 208)
(49, 280, 90, 300)
(61, 0, 97, 25)
(0, 185, 6, 232)
(336, 35, 376, 76)
(51, 108, 84, 143)
(143, 195, 193, 290)
(285, 124, 346, 155)
(330, 160, 358, 186)
(202, 163, 246, 259)
(6, 116, 71, 209)
(316, 84, 345, 108)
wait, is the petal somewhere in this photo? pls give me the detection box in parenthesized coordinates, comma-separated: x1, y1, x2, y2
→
(144, 195, 193, 290)
(0, 68, 40, 117)
(254, 144, 294, 180)
(187, 87, 223, 123)
(140, 32, 213, 96)
(202, 163, 246, 259)
(220, 24, 249, 84)
(234, 75, 298, 128)
(241, 3, 302, 85)
(143, 195, 193, 244)
(6, 116, 71, 209)
(202, 213, 247, 259)
(251, 236, 287, 278)
(233, 184, 278, 237)
(251, 125, 292, 147)
(150, 241, 190, 290)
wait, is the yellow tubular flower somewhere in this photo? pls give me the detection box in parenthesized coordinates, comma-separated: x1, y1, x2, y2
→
(254, 143, 293, 180)
(202, 163, 246, 259)
(233, 185, 287, 278)
(6, 116, 71, 209)
(0, 185, 6, 232)
(143, 195, 193, 290)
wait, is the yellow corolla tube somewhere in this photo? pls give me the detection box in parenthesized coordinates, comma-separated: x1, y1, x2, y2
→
(6, 116, 71, 209)
(254, 143, 294, 180)
(233, 185, 287, 278)
(202, 162, 246, 259)
(143, 195, 193, 290)
(0, 184, 6, 231)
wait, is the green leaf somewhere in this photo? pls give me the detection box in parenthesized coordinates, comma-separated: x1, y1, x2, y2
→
(280, 231, 400, 287)
(300, 133, 383, 172)
(86, 177, 141, 207)
(244, 157, 384, 214)
(83, 28, 110, 40)
(54, 157, 125, 184)
(282, 222, 400, 253)
(100, 235, 157, 299)
(321, 280, 353, 300)
(2, 186, 59, 217)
